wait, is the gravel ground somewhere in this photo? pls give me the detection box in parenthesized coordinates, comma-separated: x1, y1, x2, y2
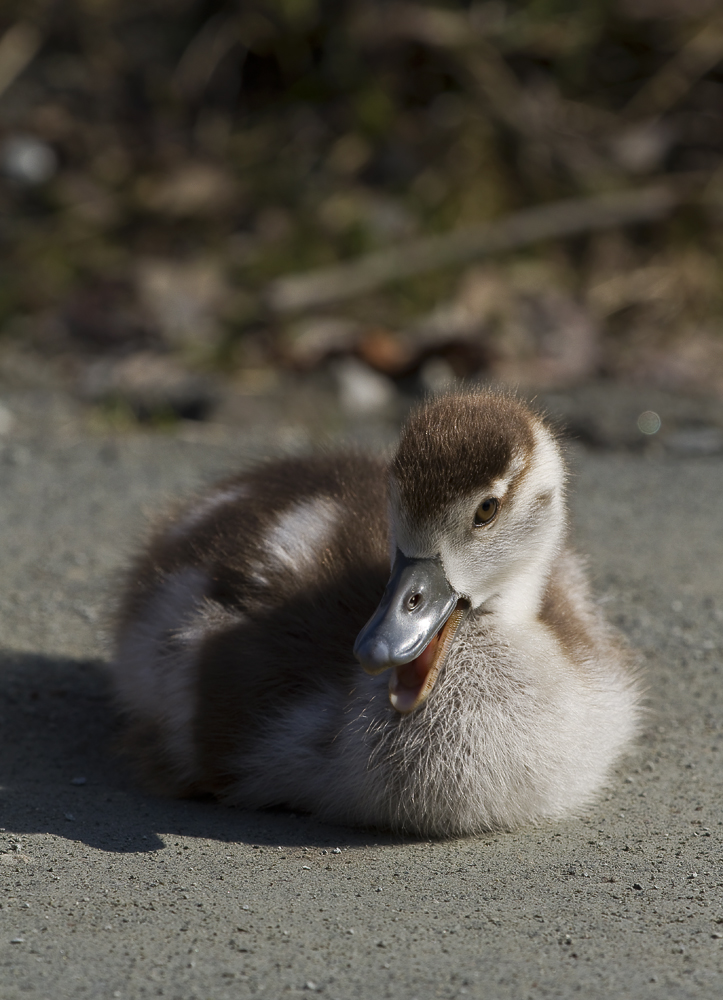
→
(0, 386, 722, 1000)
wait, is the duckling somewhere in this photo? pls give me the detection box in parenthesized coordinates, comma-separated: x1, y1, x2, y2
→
(111, 390, 639, 837)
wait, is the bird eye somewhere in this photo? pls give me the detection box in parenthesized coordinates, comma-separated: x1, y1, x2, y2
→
(473, 498, 498, 527)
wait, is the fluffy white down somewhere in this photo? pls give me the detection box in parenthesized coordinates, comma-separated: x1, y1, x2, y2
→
(248, 497, 341, 589)
(224, 567, 639, 836)
(168, 484, 250, 538)
(263, 497, 340, 574)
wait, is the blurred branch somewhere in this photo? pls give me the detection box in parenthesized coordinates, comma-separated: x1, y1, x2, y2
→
(0, 21, 42, 100)
(266, 184, 683, 314)
(353, 4, 723, 184)
(173, 9, 276, 99)
(623, 17, 723, 120)
(353, 4, 534, 132)
(354, 4, 622, 185)
(350, 2, 493, 48)
(174, 11, 242, 99)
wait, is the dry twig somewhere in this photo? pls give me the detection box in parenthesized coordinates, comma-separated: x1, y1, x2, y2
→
(0, 22, 42, 100)
(266, 184, 682, 314)
(623, 17, 723, 121)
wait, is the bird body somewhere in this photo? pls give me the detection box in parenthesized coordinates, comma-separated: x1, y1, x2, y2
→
(111, 391, 639, 836)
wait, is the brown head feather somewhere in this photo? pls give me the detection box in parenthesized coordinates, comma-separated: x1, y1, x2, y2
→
(391, 391, 535, 522)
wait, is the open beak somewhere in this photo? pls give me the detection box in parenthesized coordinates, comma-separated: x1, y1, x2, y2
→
(353, 549, 469, 714)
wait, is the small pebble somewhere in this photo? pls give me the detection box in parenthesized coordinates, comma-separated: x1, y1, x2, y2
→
(70, 776, 87, 786)
(64, 813, 75, 821)
(301, 865, 311, 871)
(10, 937, 24, 944)
(332, 848, 342, 854)
(633, 883, 643, 890)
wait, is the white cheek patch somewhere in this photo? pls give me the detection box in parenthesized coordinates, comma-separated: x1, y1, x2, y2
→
(170, 484, 250, 538)
(478, 446, 530, 508)
(263, 496, 340, 576)
(440, 424, 566, 610)
(528, 421, 567, 490)
(506, 445, 528, 480)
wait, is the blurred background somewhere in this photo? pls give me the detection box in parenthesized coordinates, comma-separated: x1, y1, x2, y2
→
(2, 0, 723, 450)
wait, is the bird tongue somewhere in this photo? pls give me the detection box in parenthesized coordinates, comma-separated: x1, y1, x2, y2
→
(395, 635, 439, 689)
(389, 632, 440, 714)
(387, 599, 469, 714)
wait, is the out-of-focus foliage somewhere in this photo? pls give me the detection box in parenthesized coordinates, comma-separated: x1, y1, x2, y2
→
(2, 0, 723, 407)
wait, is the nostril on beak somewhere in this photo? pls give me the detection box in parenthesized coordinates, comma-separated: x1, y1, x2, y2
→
(407, 592, 422, 611)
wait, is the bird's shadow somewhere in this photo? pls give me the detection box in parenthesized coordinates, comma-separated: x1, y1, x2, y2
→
(0, 650, 412, 855)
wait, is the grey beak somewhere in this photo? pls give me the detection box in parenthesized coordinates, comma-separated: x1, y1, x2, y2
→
(353, 549, 459, 674)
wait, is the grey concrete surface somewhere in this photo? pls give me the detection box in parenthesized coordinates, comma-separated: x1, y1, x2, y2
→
(0, 388, 722, 1000)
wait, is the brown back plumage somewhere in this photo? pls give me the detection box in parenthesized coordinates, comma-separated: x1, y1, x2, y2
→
(113, 451, 392, 796)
